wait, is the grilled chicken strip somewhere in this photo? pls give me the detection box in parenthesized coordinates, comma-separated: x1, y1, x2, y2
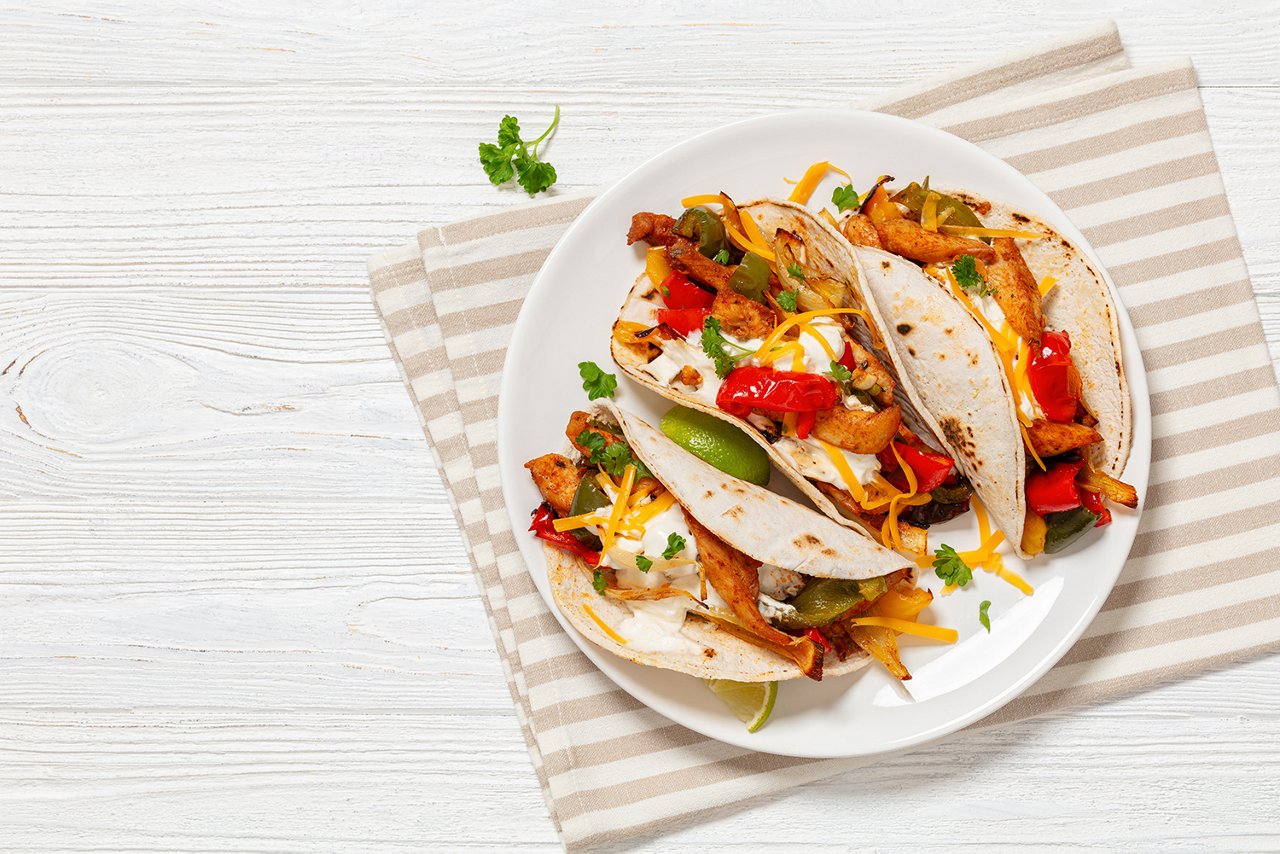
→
(1026, 419, 1103, 459)
(525, 454, 583, 517)
(627, 212, 678, 247)
(987, 237, 1045, 345)
(683, 510, 820, 677)
(873, 217, 996, 265)
(840, 213, 884, 249)
(811, 405, 902, 455)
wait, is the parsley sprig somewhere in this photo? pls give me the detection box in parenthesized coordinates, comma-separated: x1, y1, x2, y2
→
(979, 600, 992, 632)
(662, 533, 687, 560)
(591, 569, 607, 594)
(578, 361, 617, 400)
(575, 430, 652, 480)
(700, 316, 754, 378)
(478, 107, 561, 196)
(826, 359, 853, 396)
(951, 255, 994, 297)
(932, 544, 974, 588)
(832, 184, 860, 212)
(634, 555, 653, 573)
(776, 290, 799, 312)
(786, 262, 806, 282)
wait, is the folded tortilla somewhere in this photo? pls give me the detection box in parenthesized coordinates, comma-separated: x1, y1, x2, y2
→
(847, 190, 1134, 556)
(542, 403, 912, 681)
(611, 200, 938, 544)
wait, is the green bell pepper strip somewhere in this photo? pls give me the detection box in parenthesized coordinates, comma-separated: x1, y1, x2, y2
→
(726, 251, 771, 303)
(674, 206, 728, 259)
(1043, 506, 1101, 554)
(773, 576, 889, 630)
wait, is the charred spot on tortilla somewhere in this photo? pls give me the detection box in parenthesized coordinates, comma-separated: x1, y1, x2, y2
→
(704, 490, 715, 499)
(896, 323, 912, 336)
(880, 260, 892, 270)
(641, 288, 660, 301)
(724, 505, 744, 520)
(821, 547, 837, 557)
(703, 647, 717, 659)
(1011, 212, 1030, 224)
(907, 347, 917, 357)
(939, 416, 977, 461)
(794, 534, 821, 548)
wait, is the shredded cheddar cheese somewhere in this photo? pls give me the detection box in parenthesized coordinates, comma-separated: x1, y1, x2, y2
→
(725, 221, 776, 262)
(679, 193, 725, 209)
(786, 161, 850, 205)
(753, 308, 872, 362)
(937, 225, 1047, 240)
(844, 616, 958, 643)
(582, 604, 627, 645)
(921, 191, 940, 233)
(1038, 275, 1057, 297)
(599, 465, 637, 553)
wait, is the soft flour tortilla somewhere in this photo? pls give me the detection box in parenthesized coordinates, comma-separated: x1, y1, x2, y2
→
(612, 200, 928, 542)
(964, 193, 1132, 477)
(851, 245, 1029, 556)
(541, 402, 913, 681)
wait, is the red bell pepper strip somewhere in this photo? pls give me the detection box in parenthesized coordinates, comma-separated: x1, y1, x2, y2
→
(656, 307, 710, 336)
(892, 442, 954, 493)
(660, 271, 715, 310)
(715, 365, 840, 419)
(804, 628, 832, 653)
(1027, 330, 1079, 423)
(1025, 458, 1085, 515)
(838, 342, 858, 373)
(1080, 488, 1112, 528)
(529, 504, 601, 567)
(794, 409, 817, 440)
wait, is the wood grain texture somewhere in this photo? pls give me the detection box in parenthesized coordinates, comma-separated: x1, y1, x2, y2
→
(1, 2, 1277, 850)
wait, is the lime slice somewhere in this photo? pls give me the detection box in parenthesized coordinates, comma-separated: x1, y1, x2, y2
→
(659, 406, 771, 486)
(705, 679, 777, 733)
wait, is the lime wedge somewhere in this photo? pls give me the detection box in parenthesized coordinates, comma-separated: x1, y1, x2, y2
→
(659, 406, 771, 486)
(705, 679, 777, 732)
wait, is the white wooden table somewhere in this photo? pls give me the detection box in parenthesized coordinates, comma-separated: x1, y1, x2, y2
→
(3, 3, 1278, 849)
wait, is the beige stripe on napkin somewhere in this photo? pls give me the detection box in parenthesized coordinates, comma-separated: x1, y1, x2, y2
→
(369, 22, 1280, 850)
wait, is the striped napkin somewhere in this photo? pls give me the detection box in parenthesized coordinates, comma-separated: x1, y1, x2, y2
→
(369, 22, 1280, 850)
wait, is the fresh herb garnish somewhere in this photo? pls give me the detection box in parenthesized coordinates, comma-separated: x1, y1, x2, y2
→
(827, 360, 852, 385)
(635, 555, 653, 573)
(979, 599, 992, 632)
(832, 184, 860, 212)
(592, 569, 607, 594)
(951, 254, 993, 297)
(776, 290, 799, 312)
(932, 544, 974, 588)
(575, 430, 651, 479)
(786, 262, 806, 281)
(578, 361, 617, 400)
(477, 107, 561, 196)
(712, 248, 731, 264)
(700, 316, 754, 379)
(662, 533, 687, 560)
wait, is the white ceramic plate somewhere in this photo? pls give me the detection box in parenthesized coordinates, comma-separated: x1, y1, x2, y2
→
(497, 109, 1150, 759)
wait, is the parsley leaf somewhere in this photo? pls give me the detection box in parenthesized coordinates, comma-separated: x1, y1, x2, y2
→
(700, 316, 753, 379)
(575, 429, 607, 459)
(575, 429, 652, 480)
(932, 544, 974, 588)
(776, 290, 799, 312)
(662, 533, 687, 560)
(578, 361, 617, 400)
(712, 248, 731, 264)
(832, 184, 860, 212)
(592, 569, 607, 594)
(786, 262, 806, 281)
(827, 360, 852, 385)
(477, 107, 561, 196)
(979, 600, 992, 633)
(951, 255, 993, 297)
(635, 555, 653, 573)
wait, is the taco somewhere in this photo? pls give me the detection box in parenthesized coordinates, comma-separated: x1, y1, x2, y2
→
(615, 197, 975, 558)
(524, 402, 948, 682)
(836, 178, 1139, 557)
